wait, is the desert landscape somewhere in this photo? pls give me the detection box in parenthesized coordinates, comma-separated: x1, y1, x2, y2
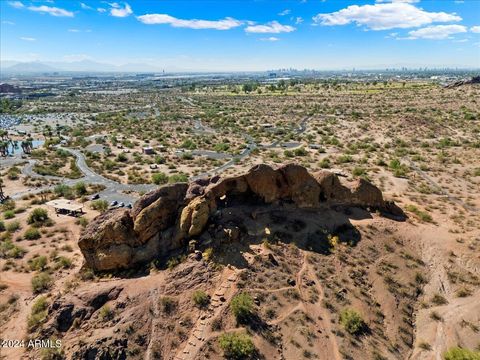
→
(1, 74, 479, 360)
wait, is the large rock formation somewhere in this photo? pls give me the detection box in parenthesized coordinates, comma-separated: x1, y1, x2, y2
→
(79, 164, 391, 271)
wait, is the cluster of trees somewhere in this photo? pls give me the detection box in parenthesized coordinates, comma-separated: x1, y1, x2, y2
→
(0, 98, 22, 114)
(0, 129, 34, 156)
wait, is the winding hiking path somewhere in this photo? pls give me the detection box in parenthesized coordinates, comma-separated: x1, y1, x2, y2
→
(175, 268, 239, 360)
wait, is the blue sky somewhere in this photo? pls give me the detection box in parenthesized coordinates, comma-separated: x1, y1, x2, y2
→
(1, 0, 479, 71)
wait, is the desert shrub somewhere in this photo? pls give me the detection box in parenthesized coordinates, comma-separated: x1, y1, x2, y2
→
(76, 217, 88, 228)
(339, 308, 366, 335)
(443, 347, 480, 360)
(0, 239, 26, 258)
(159, 296, 177, 314)
(231, 293, 255, 324)
(192, 290, 210, 308)
(219, 332, 255, 359)
(406, 205, 433, 223)
(24, 227, 41, 240)
(1, 199, 16, 212)
(27, 208, 50, 225)
(27, 296, 49, 332)
(0, 220, 5, 232)
(54, 184, 73, 199)
(55, 256, 72, 269)
(99, 305, 114, 321)
(3, 210, 15, 219)
(90, 200, 108, 213)
(31, 272, 53, 293)
(74, 182, 87, 196)
(168, 173, 188, 183)
(6, 220, 20, 232)
(40, 345, 65, 360)
(28, 256, 48, 271)
(319, 158, 331, 168)
(152, 172, 168, 185)
(431, 294, 448, 305)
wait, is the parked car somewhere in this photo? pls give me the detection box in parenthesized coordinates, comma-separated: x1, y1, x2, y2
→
(90, 194, 100, 200)
(118, 202, 125, 208)
(126, 203, 132, 209)
(110, 200, 118, 207)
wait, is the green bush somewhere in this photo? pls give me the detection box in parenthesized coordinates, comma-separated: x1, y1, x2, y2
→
(192, 290, 210, 308)
(90, 200, 108, 213)
(55, 256, 72, 269)
(152, 172, 168, 185)
(0, 220, 5, 232)
(231, 293, 255, 324)
(3, 210, 15, 219)
(339, 308, 366, 335)
(27, 208, 50, 225)
(6, 220, 20, 232)
(99, 305, 114, 321)
(219, 332, 255, 359)
(27, 296, 49, 332)
(28, 256, 48, 271)
(443, 347, 480, 360)
(168, 173, 188, 183)
(74, 182, 87, 196)
(54, 184, 73, 199)
(24, 227, 41, 240)
(0, 239, 26, 258)
(31, 272, 53, 293)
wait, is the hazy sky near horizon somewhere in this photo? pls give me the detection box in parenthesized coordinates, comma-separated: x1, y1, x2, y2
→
(1, 0, 480, 71)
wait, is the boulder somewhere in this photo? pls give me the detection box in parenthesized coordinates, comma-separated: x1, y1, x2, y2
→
(79, 163, 393, 271)
(133, 183, 187, 243)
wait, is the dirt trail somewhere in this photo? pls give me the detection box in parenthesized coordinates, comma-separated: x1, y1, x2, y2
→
(175, 267, 238, 360)
(296, 252, 342, 360)
(145, 288, 160, 360)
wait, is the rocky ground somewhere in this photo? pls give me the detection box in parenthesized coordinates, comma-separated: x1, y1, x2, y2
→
(1, 163, 478, 360)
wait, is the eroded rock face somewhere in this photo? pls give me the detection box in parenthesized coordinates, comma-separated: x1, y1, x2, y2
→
(79, 164, 391, 271)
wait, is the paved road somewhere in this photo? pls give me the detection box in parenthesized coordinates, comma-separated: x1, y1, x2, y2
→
(5, 98, 312, 202)
(11, 147, 157, 204)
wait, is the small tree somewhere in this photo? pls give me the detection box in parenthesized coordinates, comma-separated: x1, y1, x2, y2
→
(339, 308, 366, 336)
(443, 347, 480, 360)
(27, 208, 49, 225)
(219, 332, 255, 359)
(192, 290, 210, 308)
(231, 293, 255, 324)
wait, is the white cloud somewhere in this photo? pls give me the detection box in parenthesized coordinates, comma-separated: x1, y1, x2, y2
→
(2, 20, 15, 25)
(245, 21, 295, 33)
(471, 26, 480, 33)
(27, 5, 74, 17)
(109, 2, 132, 17)
(8, 1, 24, 9)
(313, 3, 461, 30)
(295, 17, 303, 24)
(278, 9, 291, 16)
(68, 29, 80, 32)
(407, 24, 467, 39)
(260, 37, 280, 41)
(137, 14, 242, 30)
(97, 8, 106, 13)
(80, 2, 93, 10)
(20, 37, 36, 41)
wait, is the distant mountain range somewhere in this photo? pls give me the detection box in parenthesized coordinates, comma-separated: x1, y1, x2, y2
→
(0, 60, 168, 73)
